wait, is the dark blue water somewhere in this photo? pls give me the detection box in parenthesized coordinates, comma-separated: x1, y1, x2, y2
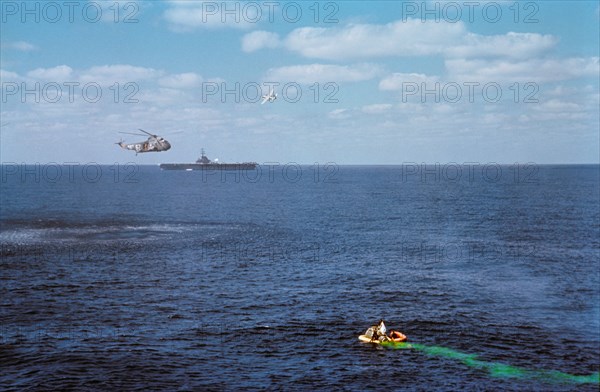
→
(1, 164, 599, 391)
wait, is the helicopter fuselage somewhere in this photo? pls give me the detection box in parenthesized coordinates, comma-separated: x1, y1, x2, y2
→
(117, 130, 171, 154)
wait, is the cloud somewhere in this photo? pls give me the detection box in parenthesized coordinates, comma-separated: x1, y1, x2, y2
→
(158, 72, 203, 89)
(361, 104, 393, 114)
(3, 41, 38, 52)
(0, 69, 22, 82)
(328, 108, 351, 120)
(3, 65, 210, 96)
(137, 87, 193, 105)
(264, 63, 382, 84)
(530, 98, 595, 122)
(445, 32, 557, 59)
(283, 20, 465, 60)
(164, 1, 256, 31)
(1, 65, 215, 116)
(241, 31, 281, 52)
(27, 65, 74, 81)
(79, 64, 163, 85)
(445, 57, 599, 83)
(533, 99, 583, 113)
(251, 20, 557, 61)
(379, 73, 440, 91)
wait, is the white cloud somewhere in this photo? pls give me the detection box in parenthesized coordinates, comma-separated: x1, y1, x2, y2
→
(379, 73, 440, 91)
(2, 65, 209, 96)
(27, 65, 74, 81)
(0, 69, 21, 82)
(529, 99, 591, 122)
(1, 65, 214, 105)
(361, 104, 393, 114)
(137, 87, 192, 105)
(328, 108, 351, 120)
(242, 31, 281, 52)
(533, 99, 582, 113)
(79, 64, 162, 85)
(264, 63, 382, 84)
(253, 20, 557, 61)
(3, 41, 38, 52)
(164, 1, 256, 31)
(445, 32, 557, 59)
(158, 72, 203, 89)
(283, 20, 465, 60)
(445, 57, 599, 83)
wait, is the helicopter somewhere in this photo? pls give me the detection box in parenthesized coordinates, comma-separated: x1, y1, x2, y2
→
(116, 129, 171, 155)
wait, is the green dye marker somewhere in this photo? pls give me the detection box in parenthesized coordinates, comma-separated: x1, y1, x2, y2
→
(379, 341, 599, 385)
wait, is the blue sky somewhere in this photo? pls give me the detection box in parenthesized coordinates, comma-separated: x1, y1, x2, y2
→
(1, 0, 598, 164)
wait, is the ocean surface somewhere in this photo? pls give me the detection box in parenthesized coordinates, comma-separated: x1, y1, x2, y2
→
(1, 164, 599, 391)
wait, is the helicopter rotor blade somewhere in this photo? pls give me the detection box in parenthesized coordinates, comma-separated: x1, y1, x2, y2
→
(118, 131, 147, 136)
(138, 129, 157, 137)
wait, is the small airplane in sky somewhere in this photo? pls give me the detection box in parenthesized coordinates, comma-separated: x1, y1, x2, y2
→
(116, 129, 171, 155)
(261, 88, 277, 104)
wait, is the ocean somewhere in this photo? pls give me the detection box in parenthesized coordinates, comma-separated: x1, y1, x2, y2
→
(1, 164, 599, 391)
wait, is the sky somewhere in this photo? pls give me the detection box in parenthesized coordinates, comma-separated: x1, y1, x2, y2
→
(1, 0, 599, 164)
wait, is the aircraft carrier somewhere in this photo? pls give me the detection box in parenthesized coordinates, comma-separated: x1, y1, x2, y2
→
(159, 149, 257, 170)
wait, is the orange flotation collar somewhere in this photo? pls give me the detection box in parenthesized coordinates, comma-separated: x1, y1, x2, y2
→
(390, 330, 407, 342)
